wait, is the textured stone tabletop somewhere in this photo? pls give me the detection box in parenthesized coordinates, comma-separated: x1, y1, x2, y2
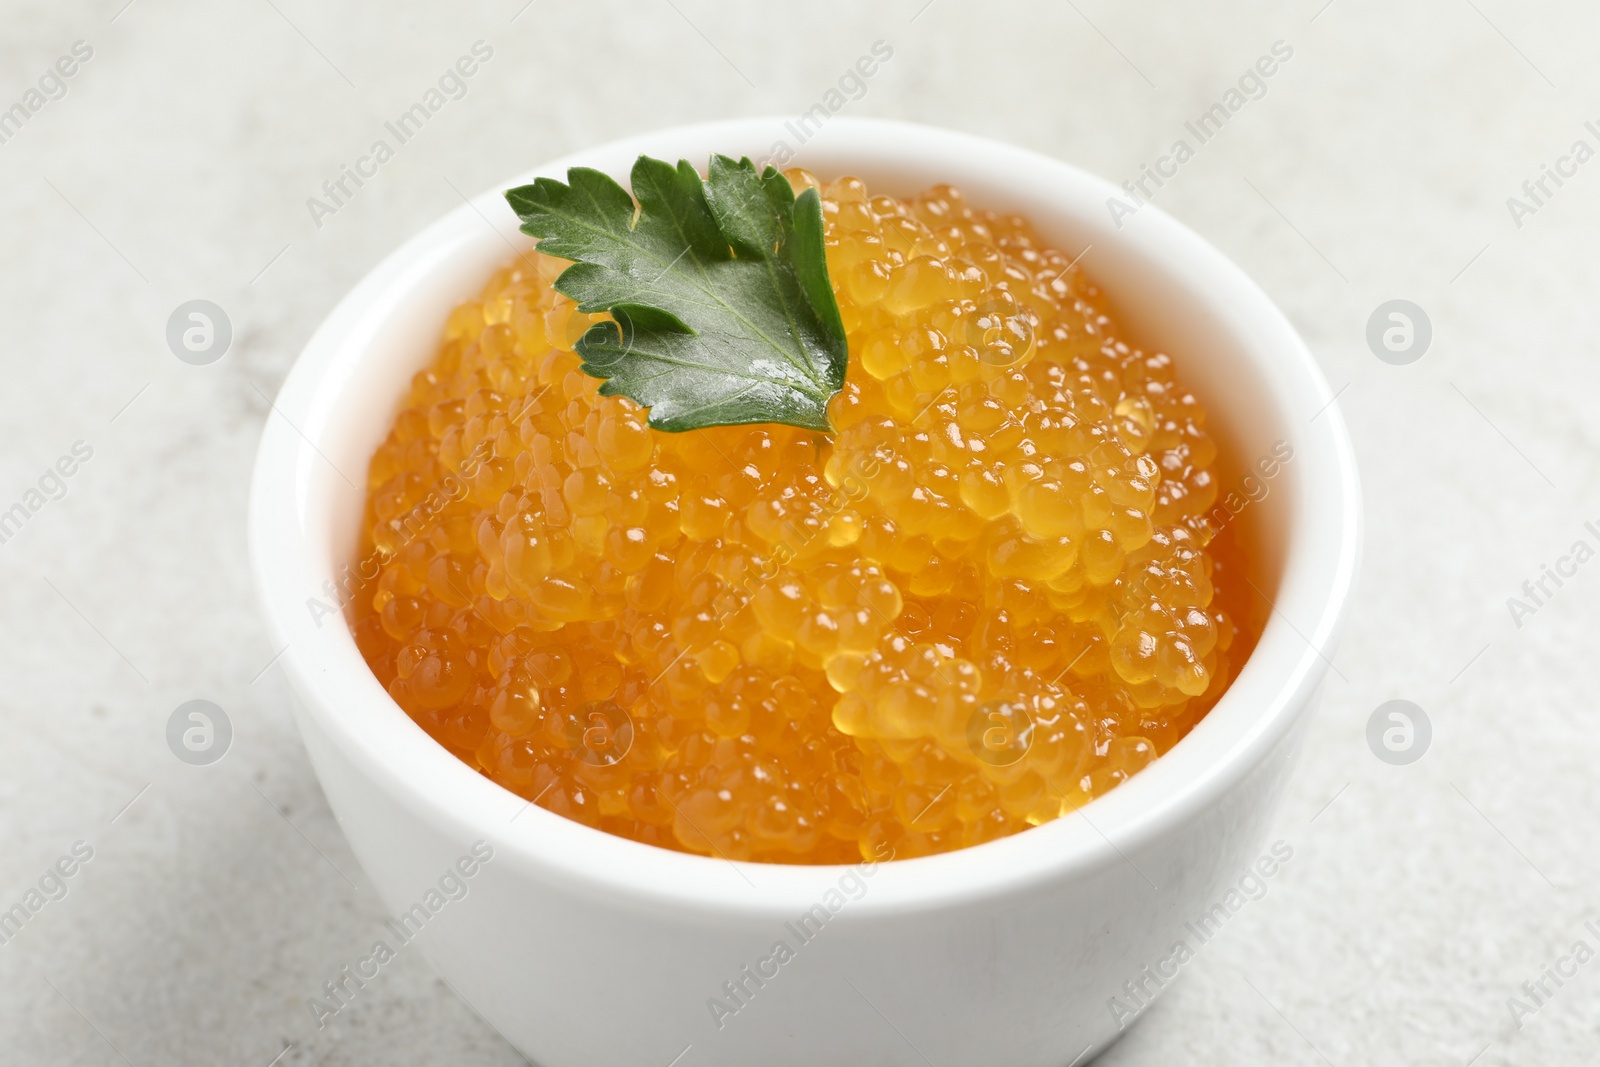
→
(2, 1, 1596, 1063)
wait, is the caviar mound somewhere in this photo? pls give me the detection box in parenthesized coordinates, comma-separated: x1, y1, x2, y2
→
(351, 170, 1262, 864)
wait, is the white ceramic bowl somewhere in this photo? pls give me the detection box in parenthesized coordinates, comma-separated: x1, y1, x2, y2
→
(249, 117, 1359, 1066)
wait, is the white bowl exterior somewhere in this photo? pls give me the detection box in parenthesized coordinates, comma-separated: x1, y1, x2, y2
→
(249, 117, 1360, 1066)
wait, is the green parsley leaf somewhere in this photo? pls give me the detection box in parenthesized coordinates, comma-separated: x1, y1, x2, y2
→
(504, 154, 848, 434)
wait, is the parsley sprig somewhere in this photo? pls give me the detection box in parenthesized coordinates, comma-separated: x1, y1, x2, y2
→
(505, 155, 848, 433)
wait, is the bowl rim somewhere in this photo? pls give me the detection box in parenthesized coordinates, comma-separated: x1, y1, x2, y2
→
(248, 116, 1361, 917)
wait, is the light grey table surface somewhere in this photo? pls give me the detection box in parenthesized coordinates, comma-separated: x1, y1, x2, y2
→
(1, 1, 1594, 1064)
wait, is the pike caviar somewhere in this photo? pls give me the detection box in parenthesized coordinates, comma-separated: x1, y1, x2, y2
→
(351, 171, 1263, 864)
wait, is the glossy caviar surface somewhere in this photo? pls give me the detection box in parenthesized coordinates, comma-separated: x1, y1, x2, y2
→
(351, 171, 1263, 864)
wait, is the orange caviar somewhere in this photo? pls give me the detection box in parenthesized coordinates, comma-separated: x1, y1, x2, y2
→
(351, 171, 1262, 864)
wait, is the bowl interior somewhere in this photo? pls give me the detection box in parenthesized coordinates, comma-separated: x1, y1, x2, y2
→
(253, 117, 1358, 912)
